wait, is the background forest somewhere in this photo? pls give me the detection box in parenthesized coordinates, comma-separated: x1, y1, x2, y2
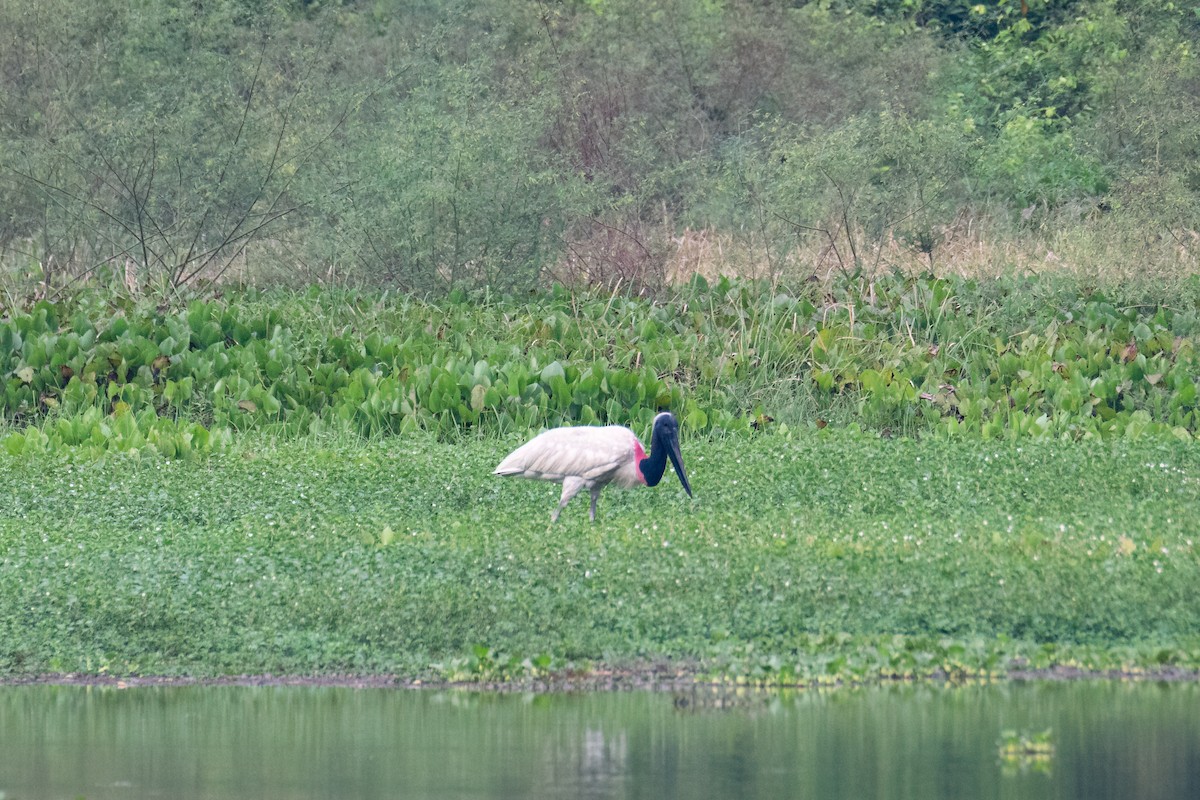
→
(1, 0, 1197, 298)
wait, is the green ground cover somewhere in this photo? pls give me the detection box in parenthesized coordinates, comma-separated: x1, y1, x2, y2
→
(2, 276, 1200, 684)
(1, 432, 1198, 683)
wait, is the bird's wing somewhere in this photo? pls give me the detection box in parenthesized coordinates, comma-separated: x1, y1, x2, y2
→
(494, 426, 638, 484)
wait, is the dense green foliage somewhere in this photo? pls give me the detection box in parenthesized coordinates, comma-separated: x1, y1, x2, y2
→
(1, 0, 1196, 294)
(4, 276, 1200, 455)
(1, 433, 1198, 681)
(1, 280, 1199, 683)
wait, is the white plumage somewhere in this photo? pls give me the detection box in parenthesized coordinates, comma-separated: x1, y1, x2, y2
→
(495, 412, 691, 522)
(495, 425, 646, 486)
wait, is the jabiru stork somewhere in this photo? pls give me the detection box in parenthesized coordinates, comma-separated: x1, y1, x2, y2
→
(494, 411, 692, 522)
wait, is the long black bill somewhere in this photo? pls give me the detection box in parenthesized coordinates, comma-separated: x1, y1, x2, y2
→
(666, 431, 692, 497)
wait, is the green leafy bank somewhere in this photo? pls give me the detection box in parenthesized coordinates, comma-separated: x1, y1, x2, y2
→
(5, 275, 1200, 455)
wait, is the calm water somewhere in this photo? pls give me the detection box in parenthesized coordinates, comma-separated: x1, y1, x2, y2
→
(1, 682, 1198, 800)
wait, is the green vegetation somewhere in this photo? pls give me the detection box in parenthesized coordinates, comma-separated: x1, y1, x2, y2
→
(1, 280, 1199, 684)
(1, 430, 1198, 683)
(6, 274, 1200, 454)
(1, 1, 1197, 294)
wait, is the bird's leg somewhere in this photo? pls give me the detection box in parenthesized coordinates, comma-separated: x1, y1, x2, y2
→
(553, 477, 586, 523)
(589, 487, 602, 522)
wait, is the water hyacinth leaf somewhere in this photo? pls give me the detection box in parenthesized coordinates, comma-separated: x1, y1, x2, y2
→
(577, 366, 601, 395)
(1172, 382, 1197, 408)
(260, 391, 282, 415)
(3, 433, 24, 455)
(605, 398, 622, 425)
(0, 327, 21, 353)
(860, 368, 884, 394)
(473, 360, 492, 385)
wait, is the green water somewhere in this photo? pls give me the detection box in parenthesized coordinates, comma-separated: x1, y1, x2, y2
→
(1, 682, 1198, 799)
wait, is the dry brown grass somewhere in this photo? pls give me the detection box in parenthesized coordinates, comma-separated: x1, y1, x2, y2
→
(622, 216, 1200, 289)
(7, 213, 1198, 300)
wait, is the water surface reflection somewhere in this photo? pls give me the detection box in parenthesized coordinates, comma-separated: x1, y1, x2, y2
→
(1, 682, 1198, 799)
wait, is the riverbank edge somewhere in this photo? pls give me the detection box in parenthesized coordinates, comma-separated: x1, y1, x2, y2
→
(5, 663, 1200, 692)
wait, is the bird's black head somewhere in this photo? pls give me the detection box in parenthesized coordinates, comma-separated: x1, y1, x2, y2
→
(644, 412, 692, 497)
